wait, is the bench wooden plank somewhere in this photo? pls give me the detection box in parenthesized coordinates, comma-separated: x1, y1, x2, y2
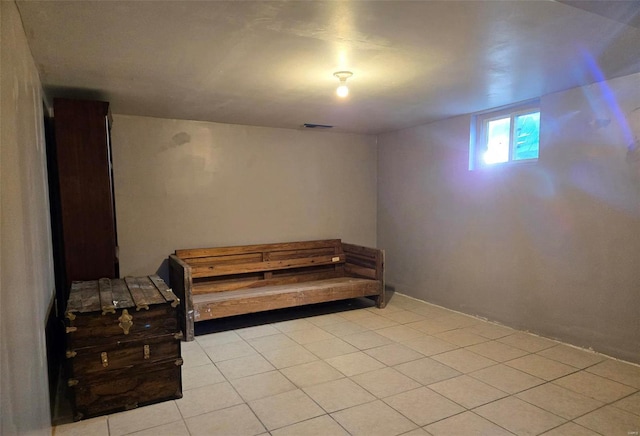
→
(344, 252, 377, 269)
(191, 254, 345, 278)
(345, 264, 377, 280)
(176, 239, 342, 259)
(342, 242, 379, 258)
(192, 278, 380, 321)
(186, 253, 263, 266)
(344, 242, 384, 282)
(169, 254, 194, 342)
(192, 270, 341, 294)
(267, 247, 338, 261)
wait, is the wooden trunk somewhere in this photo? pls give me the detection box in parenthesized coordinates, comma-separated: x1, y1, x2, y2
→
(65, 275, 182, 420)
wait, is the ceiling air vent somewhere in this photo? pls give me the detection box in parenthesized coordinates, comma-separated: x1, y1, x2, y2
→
(303, 123, 333, 129)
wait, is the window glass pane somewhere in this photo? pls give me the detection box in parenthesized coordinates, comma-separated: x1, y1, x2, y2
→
(484, 117, 510, 164)
(513, 112, 540, 160)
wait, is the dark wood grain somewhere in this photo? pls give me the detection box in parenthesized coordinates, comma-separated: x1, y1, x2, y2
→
(70, 359, 182, 420)
(53, 98, 118, 289)
(65, 276, 182, 420)
(67, 305, 178, 349)
(69, 333, 180, 375)
(169, 255, 194, 341)
(66, 276, 180, 348)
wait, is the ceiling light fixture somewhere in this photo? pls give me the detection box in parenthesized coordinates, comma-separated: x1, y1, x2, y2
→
(334, 71, 353, 98)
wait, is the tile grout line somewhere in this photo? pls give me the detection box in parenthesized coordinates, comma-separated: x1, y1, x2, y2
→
(397, 292, 640, 369)
(469, 360, 639, 434)
(192, 314, 635, 436)
(56, 296, 639, 435)
(183, 343, 273, 436)
(237, 321, 363, 434)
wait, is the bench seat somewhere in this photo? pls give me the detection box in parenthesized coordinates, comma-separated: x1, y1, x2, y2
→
(192, 277, 381, 321)
(169, 239, 385, 341)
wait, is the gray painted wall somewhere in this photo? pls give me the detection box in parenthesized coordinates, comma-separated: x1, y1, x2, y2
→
(111, 115, 378, 279)
(1, 1, 55, 433)
(2, 3, 638, 432)
(378, 73, 640, 364)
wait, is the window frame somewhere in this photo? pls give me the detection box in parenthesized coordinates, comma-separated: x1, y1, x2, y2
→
(470, 100, 540, 170)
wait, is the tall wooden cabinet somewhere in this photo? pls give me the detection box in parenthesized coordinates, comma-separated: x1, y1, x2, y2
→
(50, 98, 119, 308)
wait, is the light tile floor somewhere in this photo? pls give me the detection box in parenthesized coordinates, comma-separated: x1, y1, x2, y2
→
(53, 294, 640, 436)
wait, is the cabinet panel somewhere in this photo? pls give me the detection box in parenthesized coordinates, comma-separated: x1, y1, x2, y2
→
(53, 98, 118, 290)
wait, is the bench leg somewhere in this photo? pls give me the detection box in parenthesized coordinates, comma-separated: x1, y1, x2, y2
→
(375, 292, 386, 309)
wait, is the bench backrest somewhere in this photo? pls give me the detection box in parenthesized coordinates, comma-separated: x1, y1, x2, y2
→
(175, 239, 347, 294)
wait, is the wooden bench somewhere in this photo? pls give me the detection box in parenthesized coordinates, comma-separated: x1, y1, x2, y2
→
(168, 239, 385, 341)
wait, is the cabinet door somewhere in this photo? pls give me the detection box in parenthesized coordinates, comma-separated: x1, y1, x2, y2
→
(54, 98, 118, 288)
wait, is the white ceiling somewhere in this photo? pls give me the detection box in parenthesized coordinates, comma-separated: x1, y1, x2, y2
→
(16, 0, 640, 134)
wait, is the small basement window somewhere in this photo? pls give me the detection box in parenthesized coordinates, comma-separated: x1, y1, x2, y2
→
(470, 100, 540, 170)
